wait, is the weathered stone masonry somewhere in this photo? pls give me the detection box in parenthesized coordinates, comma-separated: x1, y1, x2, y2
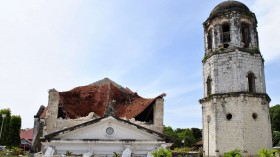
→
(200, 1, 272, 156)
(44, 90, 165, 135)
(32, 78, 166, 153)
(203, 51, 266, 95)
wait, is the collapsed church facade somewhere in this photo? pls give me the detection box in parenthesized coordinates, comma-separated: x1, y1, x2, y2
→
(32, 78, 170, 156)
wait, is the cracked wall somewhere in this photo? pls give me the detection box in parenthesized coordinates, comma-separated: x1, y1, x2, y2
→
(44, 90, 164, 135)
(204, 12, 258, 54)
(201, 2, 272, 156)
(202, 96, 272, 156)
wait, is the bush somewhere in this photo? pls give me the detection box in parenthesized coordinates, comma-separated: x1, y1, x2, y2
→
(12, 147, 23, 156)
(113, 152, 121, 157)
(0, 149, 13, 157)
(66, 150, 73, 156)
(224, 149, 242, 157)
(152, 148, 172, 157)
(173, 147, 191, 153)
(258, 148, 280, 157)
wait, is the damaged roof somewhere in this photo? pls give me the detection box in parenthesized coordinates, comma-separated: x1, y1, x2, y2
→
(58, 78, 166, 119)
(34, 105, 46, 119)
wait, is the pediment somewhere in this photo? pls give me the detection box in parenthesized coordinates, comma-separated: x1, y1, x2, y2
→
(47, 116, 164, 141)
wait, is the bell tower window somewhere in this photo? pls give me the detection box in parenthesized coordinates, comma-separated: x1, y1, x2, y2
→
(222, 23, 230, 48)
(241, 23, 251, 48)
(206, 76, 212, 96)
(207, 29, 213, 51)
(247, 72, 256, 93)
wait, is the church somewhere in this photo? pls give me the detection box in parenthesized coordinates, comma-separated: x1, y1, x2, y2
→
(32, 78, 171, 156)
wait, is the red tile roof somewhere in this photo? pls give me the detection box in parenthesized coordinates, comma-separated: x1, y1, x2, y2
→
(20, 128, 33, 141)
(58, 78, 166, 119)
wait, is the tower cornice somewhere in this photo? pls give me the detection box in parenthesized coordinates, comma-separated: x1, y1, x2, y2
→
(202, 47, 263, 64)
(199, 92, 271, 104)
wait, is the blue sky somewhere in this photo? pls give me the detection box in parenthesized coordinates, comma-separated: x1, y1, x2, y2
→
(0, 0, 279, 129)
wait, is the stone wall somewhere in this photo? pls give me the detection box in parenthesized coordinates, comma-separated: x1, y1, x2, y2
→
(153, 98, 164, 133)
(202, 95, 272, 156)
(203, 51, 266, 97)
(32, 118, 45, 152)
(204, 12, 258, 54)
(44, 92, 164, 135)
(44, 89, 59, 135)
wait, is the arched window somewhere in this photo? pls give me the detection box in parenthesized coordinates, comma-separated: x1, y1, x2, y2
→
(222, 23, 230, 48)
(247, 72, 256, 93)
(207, 29, 213, 51)
(241, 23, 250, 48)
(206, 76, 212, 96)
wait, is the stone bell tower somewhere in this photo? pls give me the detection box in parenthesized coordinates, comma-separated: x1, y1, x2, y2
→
(200, 1, 272, 156)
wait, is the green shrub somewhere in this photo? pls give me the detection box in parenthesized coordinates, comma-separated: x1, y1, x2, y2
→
(66, 150, 73, 156)
(258, 148, 280, 157)
(152, 148, 172, 157)
(224, 149, 242, 157)
(173, 147, 191, 153)
(113, 152, 121, 157)
(12, 147, 23, 156)
(0, 149, 14, 157)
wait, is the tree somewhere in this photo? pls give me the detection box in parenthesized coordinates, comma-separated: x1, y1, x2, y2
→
(175, 128, 186, 148)
(270, 104, 280, 131)
(176, 128, 186, 141)
(272, 131, 280, 147)
(164, 126, 181, 149)
(184, 129, 196, 147)
(0, 108, 22, 148)
(9, 115, 21, 148)
(191, 128, 202, 142)
(164, 126, 176, 138)
(175, 128, 196, 147)
(0, 109, 11, 146)
(164, 126, 200, 149)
